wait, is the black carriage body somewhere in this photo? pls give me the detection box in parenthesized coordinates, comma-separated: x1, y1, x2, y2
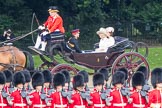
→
(71, 50, 124, 70)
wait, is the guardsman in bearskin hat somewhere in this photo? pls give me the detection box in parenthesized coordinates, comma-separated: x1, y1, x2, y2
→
(149, 68, 162, 107)
(29, 72, 48, 108)
(0, 72, 9, 108)
(50, 72, 69, 108)
(98, 68, 110, 88)
(109, 71, 128, 108)
(130, 72, 148, 108)
(10, 71, 27, 108)
(89, 73, 108, 108)
(69, 74, 88, 108)
(21, 70, 32, 91)
(61, 70, 72, 91)
(78, 70, 89, 91)
(42, 70, 52, 95)
(136, 66, 148, 81)
(3, 70, 13, 94)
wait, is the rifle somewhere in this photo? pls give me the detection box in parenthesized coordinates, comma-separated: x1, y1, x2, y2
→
(61, 89, 73, 104)
(27, 84, 33, 93)
(100, 85, 112, 106)
(121, 81, 132, 103)
(21, 86, 32, 105)
(1, 88, 13, 104)
(48, 84, 55, 96)
(140, 80, 150, 103)
(9, 83, 14, 94)
(80, 91, 92, 105)
(40, 87, 52, 105)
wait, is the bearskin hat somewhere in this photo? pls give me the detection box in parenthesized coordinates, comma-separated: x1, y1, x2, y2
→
(3, 70, 13, 82)
(21, 70, 31, 83)
(78, 70, 89, 83)
(93, 73, 104, 86)
(53, 72, 65, 88)
(132, 72, 145, 87)
(73, 74, 84, 90)
(32, 72, 44, 89)
(151, 68, 162, 88)
(13, 72, 25, 86)
(112, 71, 125, 86)
(0, 72, 6, 84)
(42, 70, 52, 83)
(61, 70, 70, 83)
(98, 68, 109, 81)
(117, 68, 128, 80)
(137, 66, 148, 80)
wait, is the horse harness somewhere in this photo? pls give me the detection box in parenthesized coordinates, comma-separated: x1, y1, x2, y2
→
(0, 45, 24, 71)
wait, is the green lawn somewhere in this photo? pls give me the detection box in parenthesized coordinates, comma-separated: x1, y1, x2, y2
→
(33, 47, 162, 72)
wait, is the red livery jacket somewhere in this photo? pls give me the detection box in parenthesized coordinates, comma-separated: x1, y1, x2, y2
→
(149, 89, 162, 107)
(89, 89, 108, 108)
(130, 90, 148, 108)
(44, 15, 65, 33)
(10, 89, 27, 108)
(109, 88, 128, 108)
(29, 91, 46, 108)
(50, 91, 68, 108)
(69, 90, 87, 108)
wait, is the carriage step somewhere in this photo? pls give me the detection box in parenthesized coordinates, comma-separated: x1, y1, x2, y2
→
(28, 46, 49, 56)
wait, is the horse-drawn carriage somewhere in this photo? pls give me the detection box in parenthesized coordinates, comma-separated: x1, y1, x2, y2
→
(32, 33, 150, 82)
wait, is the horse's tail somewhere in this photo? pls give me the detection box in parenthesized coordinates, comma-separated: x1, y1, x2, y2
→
(23, 51, 35, 71)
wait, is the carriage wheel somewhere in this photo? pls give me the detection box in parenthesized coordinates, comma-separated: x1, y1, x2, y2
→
(51, 64, 78, 75)
(111, 52, 150, 83)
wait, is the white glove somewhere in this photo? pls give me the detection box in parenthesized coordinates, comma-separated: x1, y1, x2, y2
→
(82, 51, 85, 53)
(38, 25, 45, 30)
(41, 31, 49, 36)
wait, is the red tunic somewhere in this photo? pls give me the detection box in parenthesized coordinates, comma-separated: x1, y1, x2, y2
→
(109, 88, 128, 108)
(29, 91, 46, 108)
(89, 89, 108, 108)
(130, 90, 148, 108)
(10, 89, 27, 108)
(0, 92, 11, 108)
(50, 91, 68, 108)
(69, 90, 87, 108)
(149, 89, 162, 107)
(44, 15, 65, 33)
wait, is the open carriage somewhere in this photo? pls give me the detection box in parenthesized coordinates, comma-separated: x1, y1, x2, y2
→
(33, 33, 150, 82)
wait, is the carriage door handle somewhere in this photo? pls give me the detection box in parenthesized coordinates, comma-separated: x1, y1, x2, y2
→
(105, 56, 109, 60)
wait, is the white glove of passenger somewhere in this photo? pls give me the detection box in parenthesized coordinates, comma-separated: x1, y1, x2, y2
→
(41, 31, 49, 36)
(38, 25, 45, 30)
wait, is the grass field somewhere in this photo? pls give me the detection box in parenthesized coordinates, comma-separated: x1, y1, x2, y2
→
(33, 47, 162, 73)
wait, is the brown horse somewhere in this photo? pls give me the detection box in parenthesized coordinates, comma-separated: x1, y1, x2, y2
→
(0, 45, 34, 72)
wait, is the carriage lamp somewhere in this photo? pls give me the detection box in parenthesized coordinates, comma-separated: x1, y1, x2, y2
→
(97, 58, 100, 62)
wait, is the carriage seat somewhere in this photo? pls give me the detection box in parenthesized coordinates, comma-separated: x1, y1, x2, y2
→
(50, 32, 65, 43)
(107, 36, 129, 53)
